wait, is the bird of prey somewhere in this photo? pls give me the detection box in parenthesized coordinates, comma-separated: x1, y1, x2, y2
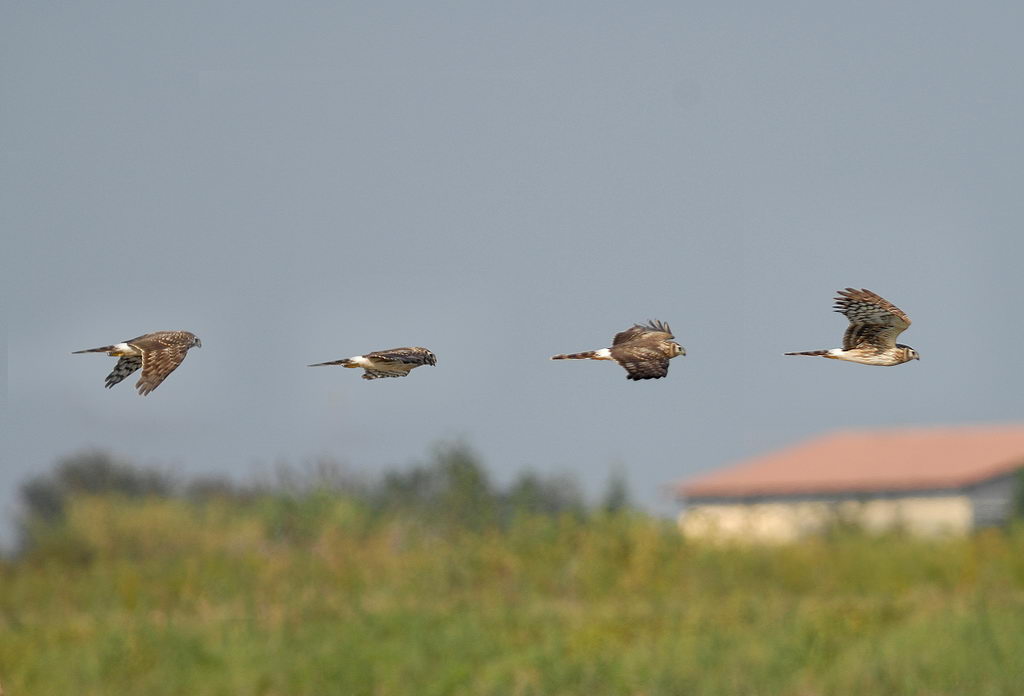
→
(308, 347, 437, 380)
(785, 288, 919, 366)
(73, 330, 202, 395)
(551, 320, 686, 380)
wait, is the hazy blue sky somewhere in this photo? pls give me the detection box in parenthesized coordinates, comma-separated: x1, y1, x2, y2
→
(5, 2, 1023, 542)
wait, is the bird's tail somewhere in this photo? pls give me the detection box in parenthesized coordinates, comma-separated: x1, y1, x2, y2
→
(783, 350, 830, 357)
(551, 349, 612, 361)
(308, 359, 354, 367)
(72, 345, 116, 354)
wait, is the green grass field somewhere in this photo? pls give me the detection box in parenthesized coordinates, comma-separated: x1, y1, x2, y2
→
(3, 488, 1024, 696)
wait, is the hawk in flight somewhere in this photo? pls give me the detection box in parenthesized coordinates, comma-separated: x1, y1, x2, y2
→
(551, 320, 686, 380)
(785, 288, 919, 366)
(309, 347, 437, 380)
(73, 330, 202, 395)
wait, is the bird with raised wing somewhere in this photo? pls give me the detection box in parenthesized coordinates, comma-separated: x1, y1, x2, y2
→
(785, 288, 919, 366)
(73, 330, 202, 395)
(552, 320, 686, 380)
(309, 347, 437, 380)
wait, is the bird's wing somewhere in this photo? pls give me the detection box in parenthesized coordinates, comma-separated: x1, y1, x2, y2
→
(610, 344, 673, 380)
(834, 288, 911, 350)
(612, 320, 673, 346)
(131, 333, 195, 395)
(364, 347, 436, 366)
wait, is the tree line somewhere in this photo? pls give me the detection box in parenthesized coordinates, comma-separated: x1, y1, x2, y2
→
(16, 444, 634, 551)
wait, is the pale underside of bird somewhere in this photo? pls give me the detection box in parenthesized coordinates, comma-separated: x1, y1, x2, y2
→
(308, 347, 437, 380)
(785, 288, 919, 366)
(551, 319, 686, 380)
(73, 330, 202, 395)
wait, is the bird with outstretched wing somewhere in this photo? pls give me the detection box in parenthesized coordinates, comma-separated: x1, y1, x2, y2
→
(552, 320, 686, 380)
(73, 330, 202, 395)
(785, 288, 919, 366)
(309, 346, 437, 380)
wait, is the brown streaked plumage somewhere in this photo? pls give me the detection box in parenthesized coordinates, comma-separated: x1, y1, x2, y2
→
(309, 346, 437, 380)
(551, 319, 686, 380)
(73, 330, 202, 395)
(785, 288, 919, 366)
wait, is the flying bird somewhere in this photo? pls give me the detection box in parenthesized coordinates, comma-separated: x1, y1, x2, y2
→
(785, 288, 919, 366)
(73, 330, 202, 395)
(308, 347, 437, 380)
(551, 320, 686, 380)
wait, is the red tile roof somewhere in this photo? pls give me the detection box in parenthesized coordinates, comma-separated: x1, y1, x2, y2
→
(678, 425, 1024, 498)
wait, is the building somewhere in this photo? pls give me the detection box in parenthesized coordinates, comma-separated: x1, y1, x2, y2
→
(675, 425, 1024, 542)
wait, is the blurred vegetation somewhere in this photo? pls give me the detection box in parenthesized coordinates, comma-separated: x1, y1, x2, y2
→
(2, 447, 1024, 695)
(16, 445, 590, 552)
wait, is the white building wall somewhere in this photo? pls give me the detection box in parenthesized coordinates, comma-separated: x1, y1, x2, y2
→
(679, 494, 974, 543)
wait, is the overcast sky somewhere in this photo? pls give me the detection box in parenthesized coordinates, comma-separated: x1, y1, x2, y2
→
(5, 2, 1023, 544)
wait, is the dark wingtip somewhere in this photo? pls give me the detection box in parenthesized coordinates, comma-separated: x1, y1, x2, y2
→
(642, 318, 671, 335)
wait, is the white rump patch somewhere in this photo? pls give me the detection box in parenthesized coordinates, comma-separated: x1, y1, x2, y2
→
(594, 348, 612, 359)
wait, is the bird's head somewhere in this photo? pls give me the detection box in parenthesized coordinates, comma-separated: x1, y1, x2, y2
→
(898, 344, 919, 361)
(672, 342, 686, 358)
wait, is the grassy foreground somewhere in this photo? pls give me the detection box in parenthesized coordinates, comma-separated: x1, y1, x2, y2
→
(2, 494, 1024, 696)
